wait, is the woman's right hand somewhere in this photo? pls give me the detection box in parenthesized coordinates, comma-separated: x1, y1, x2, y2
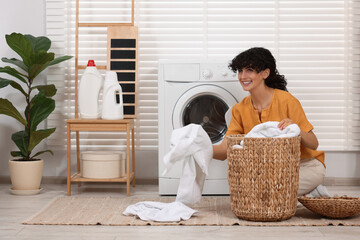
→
(213, 138, 227, 161)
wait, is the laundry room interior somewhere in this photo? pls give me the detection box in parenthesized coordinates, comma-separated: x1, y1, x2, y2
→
(1, 0, 360, 238)
(1, 0, 359, 186)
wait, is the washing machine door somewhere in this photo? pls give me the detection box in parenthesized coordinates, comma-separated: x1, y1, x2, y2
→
(172, 84, 237, 143)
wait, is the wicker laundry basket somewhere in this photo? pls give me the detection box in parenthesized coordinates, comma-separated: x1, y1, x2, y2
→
(298, 196, 360, 219)
(226, 134, 301, 222)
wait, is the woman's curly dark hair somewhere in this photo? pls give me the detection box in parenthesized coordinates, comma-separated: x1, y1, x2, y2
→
(229, 47, 287, 91)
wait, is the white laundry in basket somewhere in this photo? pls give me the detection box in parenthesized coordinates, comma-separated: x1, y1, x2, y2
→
(232, 121, 301, 149)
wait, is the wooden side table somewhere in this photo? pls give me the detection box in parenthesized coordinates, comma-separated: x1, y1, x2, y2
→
(66, 118, 135, 196)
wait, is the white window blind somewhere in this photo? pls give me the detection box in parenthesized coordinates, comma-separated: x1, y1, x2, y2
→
(46, 0, 73, 146)
(347, 0, 360, 150)
(46, 0, 360, 151)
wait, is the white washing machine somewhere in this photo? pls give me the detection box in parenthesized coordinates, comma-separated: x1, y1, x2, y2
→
(158, 59, 247, 195)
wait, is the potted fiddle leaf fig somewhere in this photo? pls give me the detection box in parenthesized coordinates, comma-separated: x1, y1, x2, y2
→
(0, 32, 72, 194)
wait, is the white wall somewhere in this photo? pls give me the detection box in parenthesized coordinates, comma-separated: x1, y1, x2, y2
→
(0, 0, 359, 182)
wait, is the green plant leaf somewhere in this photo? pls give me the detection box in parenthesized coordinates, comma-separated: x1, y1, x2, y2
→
(49, 55, 73, 66)
(0, 78, 27, 97)
(6, 66, 27, 76)
(11, 131, 29, 159)
(11, 151, 26, 158)
(27, 93, 55, 131)
(28, 52, 54, 81)
(28, 128, 56, 152)
(31, 149, 54, 159)
(5, 33, 33, 66)
(32, 84, 57, 97)
(0, 78, 11, 88)
(0, 98, 27, 125)
(25, 35, 51, 52)
(0, 66, 27, 84)
(1, 58, 28, 73)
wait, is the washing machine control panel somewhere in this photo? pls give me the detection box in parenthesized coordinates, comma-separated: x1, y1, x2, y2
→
(202, 69, 213, 79)
(200, 63, 237, 82)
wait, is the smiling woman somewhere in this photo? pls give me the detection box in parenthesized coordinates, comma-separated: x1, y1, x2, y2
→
(230, 47, 287, 93)
(213, 47, 326, 196)
(237, 67, 268, 93)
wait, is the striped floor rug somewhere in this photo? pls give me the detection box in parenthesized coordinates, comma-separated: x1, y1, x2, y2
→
(23, 196, 360, 226)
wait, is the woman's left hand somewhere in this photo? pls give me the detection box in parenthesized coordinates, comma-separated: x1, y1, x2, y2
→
(278, 118, 295, 130)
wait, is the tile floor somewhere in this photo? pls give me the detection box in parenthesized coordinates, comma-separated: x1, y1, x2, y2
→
(0, 183, 359, 240)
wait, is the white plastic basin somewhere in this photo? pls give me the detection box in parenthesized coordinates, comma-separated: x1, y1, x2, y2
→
(81, 151, 126, 178)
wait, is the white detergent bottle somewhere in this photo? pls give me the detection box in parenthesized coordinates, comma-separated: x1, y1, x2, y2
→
(101, 71, 124, 120)
(78, 60, 103, 119)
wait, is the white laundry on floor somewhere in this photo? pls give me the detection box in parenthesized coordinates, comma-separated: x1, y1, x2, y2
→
(232, 121, 301, 149)
(122, 124, 211, 223)
(163, 123, 213, 205)
(122, 201, 198, 222)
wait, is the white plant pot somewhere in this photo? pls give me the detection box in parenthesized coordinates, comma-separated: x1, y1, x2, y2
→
(9, 159, 44, 192)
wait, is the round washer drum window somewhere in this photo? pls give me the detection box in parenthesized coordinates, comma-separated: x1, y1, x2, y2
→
(182, 95, 228, 143)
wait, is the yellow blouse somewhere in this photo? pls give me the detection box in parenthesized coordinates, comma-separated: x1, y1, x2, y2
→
(226, 89, 325, 166)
